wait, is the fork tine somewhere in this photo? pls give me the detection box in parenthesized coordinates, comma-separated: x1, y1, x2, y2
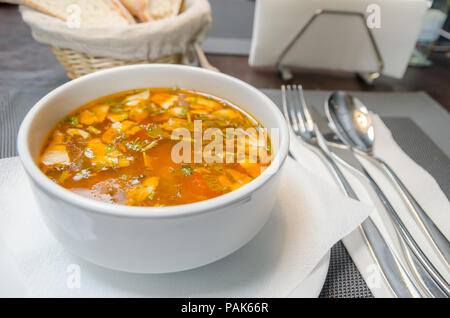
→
(290, 85, 307, 136)
(283, 84, 316, 141)
(287, 85, 302, 134)
(295, 85, 314, 132)
(297, 85, 308, 111)
(282, 85, 299, 134)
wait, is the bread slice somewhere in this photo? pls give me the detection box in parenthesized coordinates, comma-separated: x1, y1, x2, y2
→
(144, 0, 183, 21)
(24, 0, 136, 26)
(120, 0, 182, 22)
(120, 0, 142, 19)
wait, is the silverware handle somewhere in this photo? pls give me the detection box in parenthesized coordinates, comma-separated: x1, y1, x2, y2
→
(360, 218, 418, 298)
(401, 235, 449, 298)
(362, 167, 450, 297)
(319, 149, 417, 297)
(322, 150, 358, 198)
(376, 158, 450, 265)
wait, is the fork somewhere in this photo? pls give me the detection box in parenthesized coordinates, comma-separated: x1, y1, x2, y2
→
(282, 84, 420, 298)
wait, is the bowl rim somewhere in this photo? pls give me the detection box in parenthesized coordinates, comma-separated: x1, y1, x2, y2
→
(17, 64, 289, 219)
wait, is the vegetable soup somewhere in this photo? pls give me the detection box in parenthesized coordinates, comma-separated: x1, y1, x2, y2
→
(38, 88, 272, 207)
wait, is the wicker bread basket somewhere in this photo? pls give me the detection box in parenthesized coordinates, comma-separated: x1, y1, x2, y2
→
(51, 47, 183, 79)
(20, 0, 214, 79)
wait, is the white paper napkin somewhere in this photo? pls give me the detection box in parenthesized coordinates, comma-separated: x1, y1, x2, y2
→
(0, 153, 371, 297)
(0, 235, 27, 297)
(289, 113, 450, 297)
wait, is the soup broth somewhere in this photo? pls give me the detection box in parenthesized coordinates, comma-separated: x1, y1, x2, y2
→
(38, 88, 272, 207)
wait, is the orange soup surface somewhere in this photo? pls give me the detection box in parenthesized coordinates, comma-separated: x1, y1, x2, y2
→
(38, 88, 272, 207)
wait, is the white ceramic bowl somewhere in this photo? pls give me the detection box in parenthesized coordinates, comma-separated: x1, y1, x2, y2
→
(17, 65, 289, 273)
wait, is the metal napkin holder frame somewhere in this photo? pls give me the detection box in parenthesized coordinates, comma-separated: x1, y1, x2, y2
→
(276, 9, 384, 84)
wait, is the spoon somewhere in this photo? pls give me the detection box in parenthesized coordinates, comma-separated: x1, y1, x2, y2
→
(326, 91, 450, 294)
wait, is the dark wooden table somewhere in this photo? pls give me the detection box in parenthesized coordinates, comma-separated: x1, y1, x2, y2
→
(207, 54, 450, 112)
(1, 3, 449, 112)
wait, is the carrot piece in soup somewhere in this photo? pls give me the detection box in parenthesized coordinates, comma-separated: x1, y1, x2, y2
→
(129, 107, 149, 122)
(67, 128, 90, 139)
(212, 109, 240, 120)
(226, 169, 252, 190)
(239, 162, 261, 178)
(126, 176, 159, 204)
(79, 105, 109, 125)
(107, 112, 128, 122)
(79, 110, 97, 125)
(124, 90, 150, 106)
(40, 130, 70, 166)
(152, 93, 178, 109)
(101, 127, 119, 144)
(182, 173, 220, 200)
(120, 120, 141, 135)
(186, 96, 221, 110)
(92, 104, 109, 122)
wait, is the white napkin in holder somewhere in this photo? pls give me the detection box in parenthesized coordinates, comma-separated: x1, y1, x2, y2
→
(250, 0, 428, 79)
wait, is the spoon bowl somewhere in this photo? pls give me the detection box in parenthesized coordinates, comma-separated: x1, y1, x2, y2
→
(325, 91, 375, 154)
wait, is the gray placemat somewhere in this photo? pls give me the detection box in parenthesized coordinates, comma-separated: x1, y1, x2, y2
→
(0, 89, 49, 158)
(1, 88, 449, 298)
